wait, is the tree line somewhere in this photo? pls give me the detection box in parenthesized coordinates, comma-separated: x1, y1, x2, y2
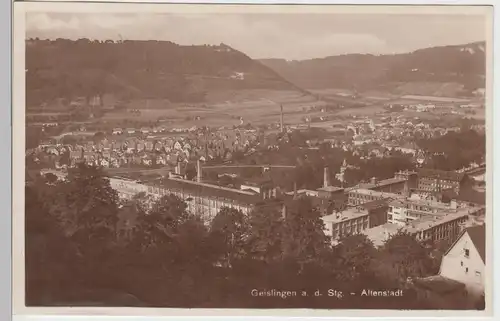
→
(417, 129, 485, 171)
(25, 164, 481, 309)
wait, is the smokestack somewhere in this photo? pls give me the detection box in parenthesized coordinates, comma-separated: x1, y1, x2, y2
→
(282, 203, 287, 219)
(175, 162, 181, 175)
(280, 104, 284, 133)
(197, 159, 202, 182)
(404, 181, 410, 197)
(324, 167, 330, 188)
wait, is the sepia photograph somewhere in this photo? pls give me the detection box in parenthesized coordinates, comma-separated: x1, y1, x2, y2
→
(13, 2, 492, 316)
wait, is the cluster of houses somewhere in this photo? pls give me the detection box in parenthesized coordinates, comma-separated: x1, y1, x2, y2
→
(309, 115, 473, 164)
(29, 129, 261, 169)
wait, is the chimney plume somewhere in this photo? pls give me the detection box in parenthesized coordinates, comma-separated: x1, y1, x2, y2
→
(324, 167, 330, 188)
(197, 159, 202, 182)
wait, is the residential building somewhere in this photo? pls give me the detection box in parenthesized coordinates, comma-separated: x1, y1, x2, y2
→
(439, 225, 485, 299)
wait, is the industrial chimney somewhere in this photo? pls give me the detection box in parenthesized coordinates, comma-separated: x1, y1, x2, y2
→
(323, 167, 330, 188)
(197, 159, 202, 182)
(281, 203, 287, 219)
(280, 104, 284, 133)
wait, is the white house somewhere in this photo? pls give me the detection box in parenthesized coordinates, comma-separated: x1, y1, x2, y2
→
(439, 225, 485, 299)
(156, 156, 166, 165)
(173, 141, 183, 151)
(100, 158, 110, 168)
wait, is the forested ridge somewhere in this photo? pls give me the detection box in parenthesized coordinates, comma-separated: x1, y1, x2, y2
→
(260, 41, 486, 94)
(26, 38, 299, 107)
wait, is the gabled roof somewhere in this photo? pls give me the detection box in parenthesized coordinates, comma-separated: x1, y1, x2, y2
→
(444, 224, 485, 264)
(467, 225, 486, 264)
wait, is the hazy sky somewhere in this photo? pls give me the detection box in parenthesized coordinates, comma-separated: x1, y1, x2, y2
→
(26, 12, 487, 60)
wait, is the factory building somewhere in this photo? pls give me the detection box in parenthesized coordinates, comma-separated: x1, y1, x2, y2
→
(416, 168, 467, 195)
(364, 210, 473, 247)
(109, 160, 278, 222)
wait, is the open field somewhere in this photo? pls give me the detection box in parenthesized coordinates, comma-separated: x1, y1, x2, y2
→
(399, 94, 471, 103)
(308, 120, 348, 130)
(309, 88, 397, 101)
(335, 105, 386, 116)
(100, 89, 326, 129)
(308, 82, 473, 99)
(48, 86, 485, 133)
(205, 89, 316, 104)
(393, 81, 466, 97)
(308, 88, 354, 96)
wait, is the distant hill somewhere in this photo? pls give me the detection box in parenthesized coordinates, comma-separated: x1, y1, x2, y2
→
(260, 41, 486, 97)
(26, 38, 303, 108)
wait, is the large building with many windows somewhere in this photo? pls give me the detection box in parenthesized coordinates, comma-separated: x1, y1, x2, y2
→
(109, 175, 269, 222)
(417, 168, 467, 194)
(387, 198, 459, 226)
(321, 200, 389, 243)
(364, 199, 485, 245)
(364, 211, 472, 247)
(387, 196, 485, 227)
(346, 188, 404, 206)
(355, 177, 408, 194)
(106, 160, 282, 222)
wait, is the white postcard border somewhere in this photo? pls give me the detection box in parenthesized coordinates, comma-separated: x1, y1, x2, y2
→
(11, 0, 497, 319)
